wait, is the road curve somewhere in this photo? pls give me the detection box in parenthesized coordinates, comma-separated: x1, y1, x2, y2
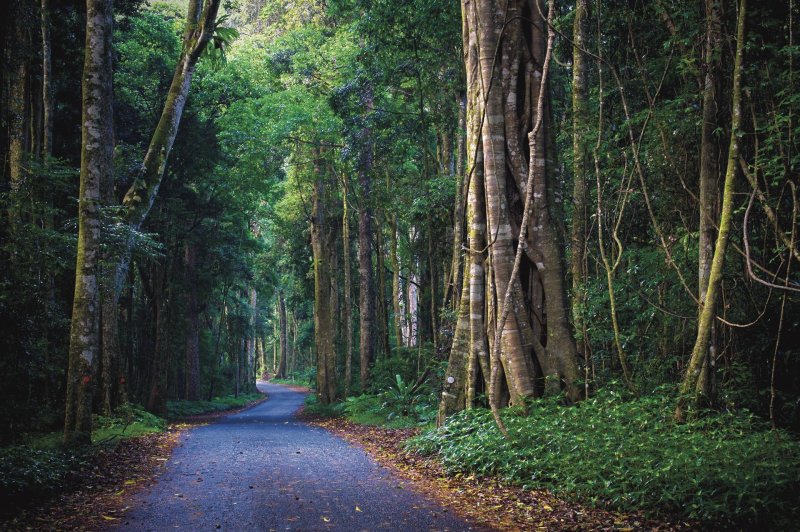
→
(119, 381, 477, 531)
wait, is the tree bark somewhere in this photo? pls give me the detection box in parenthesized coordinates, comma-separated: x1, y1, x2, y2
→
(311, 154, 337, 404)
(40, 0, 53, 159)
(696, 0, 722, 402)
(570, 0, 589, 363)
(358, 85, 375, 390)
(342, 174, 353, 396)
(390, 214, 403, 346)
(677, 0, 746, 421)
(184, 244, 200, 400)
(63, 0, 114, 446)
(277, 291, 288, 379)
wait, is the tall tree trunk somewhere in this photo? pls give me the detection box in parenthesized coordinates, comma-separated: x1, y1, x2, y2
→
(358, 85, 375, 390)
(246, 286, 257, 392)
(277, 291, 288, 379)
(570, 0, 589, 364)
(390, 214, 403, 346)
(446, 92, 468, 311)
(696, 0, 722, 402)
(184, 244, 200, 400)
(677, 0, 746, 421)
(40, 0, 53, 159)
(8, 4, 30, 226)
(63, 0, 114, 446)
(376, 215, 390, 356)
(475, 0, 535, 405)
(342, 174, 353, 396)
(311, 154, 337, 404)
(146, 266, 169, 416)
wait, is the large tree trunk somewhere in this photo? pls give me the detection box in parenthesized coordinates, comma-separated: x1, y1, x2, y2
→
(677, 0, 746, 421)
(311, 154, 338, 404)
(63, 0, 114, 446)
(696, 0, 722, 402)
(358, 86, 375, 390)
(439, 0, 582, 424)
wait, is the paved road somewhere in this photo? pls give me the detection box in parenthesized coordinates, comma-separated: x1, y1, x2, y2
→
(120, 382, 477, 531)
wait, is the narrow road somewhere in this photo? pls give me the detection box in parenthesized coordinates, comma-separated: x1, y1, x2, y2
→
(120, 382, 476, 531)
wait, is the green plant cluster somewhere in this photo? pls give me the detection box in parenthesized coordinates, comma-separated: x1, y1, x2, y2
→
(166, 393, 264, 419)
(407, 389, 800, 528)
(0, 403, 163, 505)
(0, 446, 86, 502)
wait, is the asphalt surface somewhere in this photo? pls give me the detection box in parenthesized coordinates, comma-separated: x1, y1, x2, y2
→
(120, 381, 477, 531)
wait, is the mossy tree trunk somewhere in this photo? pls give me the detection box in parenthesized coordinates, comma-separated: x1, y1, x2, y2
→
(311, 153, 338, 405)
(677, 0, 747, 421)
(695, 0, 723, 403)
(63, 0, 114, 446)
(570, 0, 590, 367)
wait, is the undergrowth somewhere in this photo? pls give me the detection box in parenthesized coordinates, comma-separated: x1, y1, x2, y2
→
(0, 403, 163, 506)
(1, 392, 263, 509)
(406, 388, 800, 528)
(303, 373, 438, 428)
(166, 392, 264, 419)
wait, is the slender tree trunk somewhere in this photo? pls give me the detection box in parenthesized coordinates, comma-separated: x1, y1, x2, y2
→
(677, 0, 746, 421)
(376, 215, 390, 356)
(40, 0, 53, 159)
(342, 175, 353, 396)
(8, 7, 30, 227)
(184, 244, 200, 400)
(358, 85, 375, 390)
(570, 0, 589, 364)
(63, 0, 114, 446)
(390, 214, 403, 346)
(446, 92, 468, 311)
(696, 0, 722, 402)
(146, 267, 170, 416)
(277, 291, 288, 379)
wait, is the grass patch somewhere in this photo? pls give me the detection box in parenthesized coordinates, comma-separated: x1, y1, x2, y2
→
(407, 388, 800, 528)
(166, 392, 264, 419)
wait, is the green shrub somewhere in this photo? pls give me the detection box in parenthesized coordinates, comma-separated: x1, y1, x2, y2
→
(0, 446, 86, 500)
(303, 394, 346, 417)
(407, 388, 800, 528)
(166, 392, 263, 419)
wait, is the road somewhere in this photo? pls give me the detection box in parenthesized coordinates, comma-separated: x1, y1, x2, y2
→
(120, 381, 477, 531)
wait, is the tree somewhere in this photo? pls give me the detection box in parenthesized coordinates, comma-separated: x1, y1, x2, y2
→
(63, 0, 114, 445)
(439, 0, 581, 423)
(677, 0, 747, 420)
